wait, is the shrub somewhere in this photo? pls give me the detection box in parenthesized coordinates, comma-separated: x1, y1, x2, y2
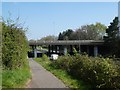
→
(53, 55, 120, 89)
(2, 19, 28, 70)
(2, 18, 31, 88)
(42, 54, 49, 61)
(52, 55, 73, 71)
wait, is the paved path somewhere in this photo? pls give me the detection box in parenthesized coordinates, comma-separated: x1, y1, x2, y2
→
(27, 58, 67, 88)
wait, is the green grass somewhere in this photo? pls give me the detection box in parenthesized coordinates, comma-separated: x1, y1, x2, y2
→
(34, 58, 89, 90)
(0, 66, 2, 89)
(2, 63, 31, 88)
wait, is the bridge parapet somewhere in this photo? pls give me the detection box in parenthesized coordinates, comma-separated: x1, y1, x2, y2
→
(29, 40, 104, 46)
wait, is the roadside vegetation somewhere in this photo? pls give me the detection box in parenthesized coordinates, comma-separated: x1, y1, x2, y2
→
(0, 19, 2, 89)
(2, 18, 31, 88)
(54, 54, 120, 89)
(34, 54, 89, 90)
(35, 53, 120, 89)
(33, 17, 120, 89)
(2, 64, 30, 88)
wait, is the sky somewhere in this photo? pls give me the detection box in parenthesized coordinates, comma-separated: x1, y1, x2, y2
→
(2, 2, 118, 40)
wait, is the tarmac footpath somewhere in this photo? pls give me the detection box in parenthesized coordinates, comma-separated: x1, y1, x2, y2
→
(27, 58, 67, 88)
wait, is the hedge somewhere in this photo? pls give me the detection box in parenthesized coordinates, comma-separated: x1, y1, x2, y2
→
(52, 54, 120, 89)
(2, 20, 28, 70)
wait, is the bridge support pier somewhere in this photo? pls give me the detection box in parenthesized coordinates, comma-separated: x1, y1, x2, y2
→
(94, 46, 98, 57)
(57, 46, 59, 53)
(64, 46, 67, 55)
(51, 45, 54, 53)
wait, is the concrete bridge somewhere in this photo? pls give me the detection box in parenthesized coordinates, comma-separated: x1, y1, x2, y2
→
(28, 40, 108, 58)
(29, 40, 104, 45)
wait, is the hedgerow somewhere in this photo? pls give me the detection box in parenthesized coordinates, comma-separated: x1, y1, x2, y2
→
(2, 19, 28, 70)
(2, 18, 31, 88)
(52, 54, 120, 89)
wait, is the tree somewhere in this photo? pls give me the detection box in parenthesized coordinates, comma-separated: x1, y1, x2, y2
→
(104, 17, 120, 57)
(58, 33, 63, 40)
(58, 23, 106, 40)
(29, 39, 36, 43)
(38, 35, 58, 48)
(95, 22, 107, 38)
(104, 17, 119, 42)
(58, 29, 73, 40)
(71, 23, 107, 40)
(39, 35, 58, 41)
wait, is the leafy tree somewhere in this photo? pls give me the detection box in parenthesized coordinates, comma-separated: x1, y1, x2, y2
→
(58, 33, 63, 40)
(58, 23, 106, 40)
(39, 35, 58, 41)
(104, 17, 120, 57)
(95, 22, 107, 38)
(29, 39, 36, 42)
(71, 23, 107, 40)
(58, 29, 73, 40)
(37, 35, 57, 49)
(104, 17, 119, 42)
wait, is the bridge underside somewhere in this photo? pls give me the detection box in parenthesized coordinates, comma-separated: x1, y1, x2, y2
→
(28, 40, 109, 58)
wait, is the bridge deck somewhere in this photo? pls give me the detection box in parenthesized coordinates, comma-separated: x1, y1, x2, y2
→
(29, 40, 104, 46)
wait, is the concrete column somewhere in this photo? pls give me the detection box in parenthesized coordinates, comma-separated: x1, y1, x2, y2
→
(57, 46, 59, 53)
(34, 45, 37, 58)
(64, 46, 67, 55)
(51, 45, 54, 53)
(94, 46, 98, 57)
(79, 45, 81, 54)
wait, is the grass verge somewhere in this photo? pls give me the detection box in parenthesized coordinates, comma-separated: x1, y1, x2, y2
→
(34, 58, 89, 90)
(2, 62, 31, 88)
